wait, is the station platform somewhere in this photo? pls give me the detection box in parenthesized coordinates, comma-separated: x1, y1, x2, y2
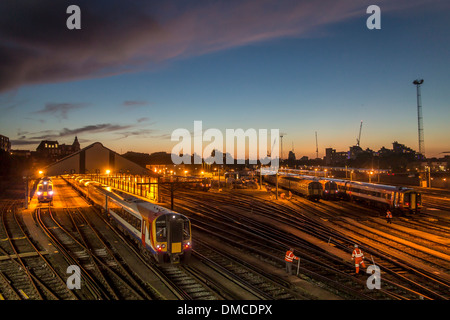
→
(20, 198, 56, 254)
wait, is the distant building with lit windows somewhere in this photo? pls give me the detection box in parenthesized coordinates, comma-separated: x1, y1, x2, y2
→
(36, 136, 81, 161)
(0, 134, 11, 153)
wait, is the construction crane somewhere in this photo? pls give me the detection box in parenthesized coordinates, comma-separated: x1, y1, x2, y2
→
(280, 132, 287, 160)
(356, 121, 363, 147)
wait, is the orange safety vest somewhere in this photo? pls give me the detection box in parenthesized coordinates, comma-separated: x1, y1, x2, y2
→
(285, 250, 298, 262)
(352, 248, 364, 259)
(386, 211, 392, 218)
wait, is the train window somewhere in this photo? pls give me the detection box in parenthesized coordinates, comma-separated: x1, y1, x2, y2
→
(183, 219, 190, 240)
(404, 193, 410, 203)
(156, 217, 167, 241)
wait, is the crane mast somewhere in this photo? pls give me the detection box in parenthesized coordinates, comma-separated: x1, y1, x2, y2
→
(356, 121, 363, 147)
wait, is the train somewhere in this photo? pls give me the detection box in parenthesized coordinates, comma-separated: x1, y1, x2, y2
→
(325, 178, 422, 214)
(264, 171, 421, 213)
(264, 173, 323, 201)
(36, 177, 54, 203)
(67, 176, 192, 264)
(318, 179, 340, 200)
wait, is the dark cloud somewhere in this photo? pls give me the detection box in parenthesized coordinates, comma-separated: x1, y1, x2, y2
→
(117, 128, 157, 139)
(10, 123, 133, 148)
(137, 117, 150, 123)
(123, 101, 149, 107)
(58, 124, 133, 137)
(33, 102, 87, 119)
(0, 0, 429, 93)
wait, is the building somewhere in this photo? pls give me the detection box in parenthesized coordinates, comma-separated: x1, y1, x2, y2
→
(42, 142, 151, 176)
(325, 148, 348, 166)
(36, 136, 81, 161)
(0, 134, 11, 153)
(392, 141, 416, 156)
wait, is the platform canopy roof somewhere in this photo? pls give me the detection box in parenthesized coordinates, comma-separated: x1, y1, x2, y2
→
(41, 142, 154, 177)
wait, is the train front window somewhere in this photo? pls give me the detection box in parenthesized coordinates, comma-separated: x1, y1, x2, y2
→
(404, 193, 410, 204)
(156, 217, 167, 241)
(183, 219, 190, 240)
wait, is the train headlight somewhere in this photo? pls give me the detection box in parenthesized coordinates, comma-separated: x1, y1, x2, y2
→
(49, 191, 54, 195)
(156, 245, 162, 252)
(161, 244, 166, 248)
(37, 192, 42, 196)
(184, 242, 191, 249)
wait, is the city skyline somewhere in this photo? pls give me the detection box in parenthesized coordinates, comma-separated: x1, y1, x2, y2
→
(1, 1, 449, 159)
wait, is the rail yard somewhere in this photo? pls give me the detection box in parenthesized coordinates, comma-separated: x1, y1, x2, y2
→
(0, 175, 449, 301)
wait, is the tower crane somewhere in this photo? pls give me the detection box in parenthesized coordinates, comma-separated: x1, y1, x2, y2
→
(356, 121, 363, 147)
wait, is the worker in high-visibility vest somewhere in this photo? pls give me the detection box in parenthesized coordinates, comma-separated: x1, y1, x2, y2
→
(285, 248, 299, 275)
(351, 244, 366, 275)
(386, 209, 393, 224)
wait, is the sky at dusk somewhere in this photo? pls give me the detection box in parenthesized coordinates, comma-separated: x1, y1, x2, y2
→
(1, 0, 449, 159)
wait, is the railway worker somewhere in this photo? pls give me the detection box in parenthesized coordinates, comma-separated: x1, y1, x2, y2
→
(351, 244, 366, 275)
(285, 248, 299, 275)
(386, 209, 393, 224)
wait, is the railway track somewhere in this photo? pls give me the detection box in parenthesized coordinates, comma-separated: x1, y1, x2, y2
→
(36, 207, 153, 300)
(169, 193, 386, 299)
(63, 176, 229, 300)
(287, 198, 450, 298)
(192, 238, 308, 300)
(0, 201, 77, 300)
(169, 189, 450, 300)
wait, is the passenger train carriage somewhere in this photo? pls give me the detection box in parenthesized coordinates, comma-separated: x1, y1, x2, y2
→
(323, 178, 422, 214)
(37, 177, 54, 203)
(68, 177, 192, 264)
(264, 173, 323, 201)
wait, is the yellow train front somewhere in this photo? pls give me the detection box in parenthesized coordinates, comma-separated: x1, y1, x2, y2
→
(36, 178, 54, 203)
(147, 209, 192, 263)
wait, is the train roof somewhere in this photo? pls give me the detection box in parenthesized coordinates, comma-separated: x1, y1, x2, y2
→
(92, 184, 189, 222)
(279, 173, 321, 182)
(346, 180, 414, 192)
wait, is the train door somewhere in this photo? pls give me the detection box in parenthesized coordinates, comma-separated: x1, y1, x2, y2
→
(168, 217, 183, 262)
(392, 192, 398, 209)
(141, 220, 146, 246)
(410, 193, 416, 210)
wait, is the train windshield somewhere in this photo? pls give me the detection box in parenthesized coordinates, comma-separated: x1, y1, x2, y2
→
(155, 217, 167, 241)
(183, 219, 190, 240)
